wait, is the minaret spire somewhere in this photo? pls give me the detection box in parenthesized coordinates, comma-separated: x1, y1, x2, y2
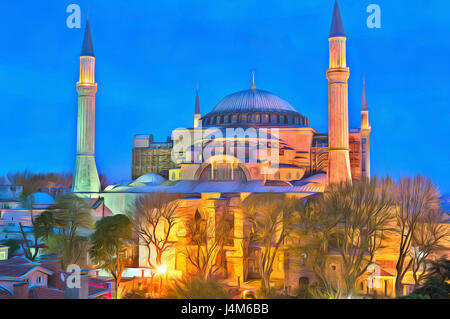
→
(195, 84, 200, 114)
(361, 77, 368, 111)
(193, 84, 201, 128)
(360, 77, 371, 179)
(329, 0, 345, 37)
(81, 15, 94, 57)
(251, 71, 256, 90)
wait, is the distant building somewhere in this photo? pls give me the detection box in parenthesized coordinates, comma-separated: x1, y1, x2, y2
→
(0, 255, 111, 299)
(131, 134, 177, 180)
(0, 186, 22, 209)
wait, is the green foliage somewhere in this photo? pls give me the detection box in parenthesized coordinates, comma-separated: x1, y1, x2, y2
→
(122, 289, 150, 299)
(90, 214, 132, 296)
(411, 256, 450, 299)
(396, 294, 430, 299)
(39, 194, 94, 268)
(0, 238, 20, 255)
(166, 276, 230, 299)
(45, 233, 90, 268)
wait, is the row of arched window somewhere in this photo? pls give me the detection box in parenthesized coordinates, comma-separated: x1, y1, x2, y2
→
(202, 113, 309, 126)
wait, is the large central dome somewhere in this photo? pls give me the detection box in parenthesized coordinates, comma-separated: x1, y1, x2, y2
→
(201, 84, 309, 128)
(208, 88, 298, 116)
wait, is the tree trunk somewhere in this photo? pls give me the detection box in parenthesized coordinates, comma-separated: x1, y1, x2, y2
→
(395, 277, 404, 297)
(261, 273, 270, 295)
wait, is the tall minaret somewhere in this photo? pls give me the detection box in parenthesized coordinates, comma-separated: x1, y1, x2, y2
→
(193, 84, 201, 128)
(360, 78, 371, 178)
(326, 0, 352, 185)
(72, 17, 101, 193)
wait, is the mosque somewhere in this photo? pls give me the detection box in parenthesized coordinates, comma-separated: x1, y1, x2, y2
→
(71, 2, 380, 293)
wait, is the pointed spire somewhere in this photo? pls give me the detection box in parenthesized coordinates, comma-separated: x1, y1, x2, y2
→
(361, 77, 368, 111)
(251, 71, 256, 90)
(81, 14, 95, 57)
(194, 84, 200, 114)
(329, 0, 345, 38)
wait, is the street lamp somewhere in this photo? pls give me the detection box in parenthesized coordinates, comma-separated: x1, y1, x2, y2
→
(156, 264, 167, 298)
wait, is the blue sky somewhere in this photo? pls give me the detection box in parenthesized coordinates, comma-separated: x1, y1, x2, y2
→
(0, 1, 449, 194)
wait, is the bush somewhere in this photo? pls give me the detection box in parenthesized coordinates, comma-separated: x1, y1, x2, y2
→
(396, 294, 430, 299)
(166, 276, 229, 299)
(122, 289, 150, 299)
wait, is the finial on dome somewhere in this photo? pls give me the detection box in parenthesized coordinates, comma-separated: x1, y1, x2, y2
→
(251, 71, 256, 90)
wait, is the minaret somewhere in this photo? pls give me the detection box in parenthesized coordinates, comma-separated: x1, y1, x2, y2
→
(360, 78, 371, 178)
(326, 0, 352, 185)
(72, 17, 101, 193)
(193, 84, 201, 128)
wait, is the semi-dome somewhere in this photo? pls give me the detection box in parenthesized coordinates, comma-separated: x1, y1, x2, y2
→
(201, 83, 309, 128)
(133, 173, 166, 185)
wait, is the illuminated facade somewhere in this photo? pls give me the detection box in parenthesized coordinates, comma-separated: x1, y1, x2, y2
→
(70, 2, 446, 296)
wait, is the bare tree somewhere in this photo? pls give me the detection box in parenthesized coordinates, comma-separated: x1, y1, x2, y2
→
(182, 209, 233, 280)
(128, 192, 181, 269)
(393, 176, 440, 297)
(241, 193, 298, 293)
(410, 209, 448, 288)
(293, 177, 393, 297)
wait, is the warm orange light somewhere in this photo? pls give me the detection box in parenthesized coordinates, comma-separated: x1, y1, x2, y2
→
(156, 264, 167, 276)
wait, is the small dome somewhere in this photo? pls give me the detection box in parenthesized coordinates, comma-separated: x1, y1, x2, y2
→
(133, 173, 166, 185)
(208, 88, 298, 116)
(26, 192, 55, 206)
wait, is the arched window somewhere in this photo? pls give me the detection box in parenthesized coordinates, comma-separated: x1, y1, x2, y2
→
(199, 163, 247, 181)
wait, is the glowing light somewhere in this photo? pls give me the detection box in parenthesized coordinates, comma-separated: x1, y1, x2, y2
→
(156, 264, 167, 276)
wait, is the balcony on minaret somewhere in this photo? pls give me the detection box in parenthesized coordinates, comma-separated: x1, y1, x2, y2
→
(79, 56, 95, 84)
(329, 37, 346, 69)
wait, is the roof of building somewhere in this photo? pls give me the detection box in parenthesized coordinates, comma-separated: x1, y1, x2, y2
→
(0, 264, 53, 279)
(105, 173, 326, 194)
(133, 173, 167, 185)
(0, 285, 11, 299)
(81, 18, 94, 57)
(329, 0, 345, 37)
(29, 286, 64, 299)
(206, 87, 299, 116)
(0, 257, 33, 265)
(25, 192, 55, 206)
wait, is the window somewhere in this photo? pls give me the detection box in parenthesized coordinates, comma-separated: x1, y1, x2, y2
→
(331, 265, 336, 271)
(37, 275, 43, 284)
(300, 253, 307, 265)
